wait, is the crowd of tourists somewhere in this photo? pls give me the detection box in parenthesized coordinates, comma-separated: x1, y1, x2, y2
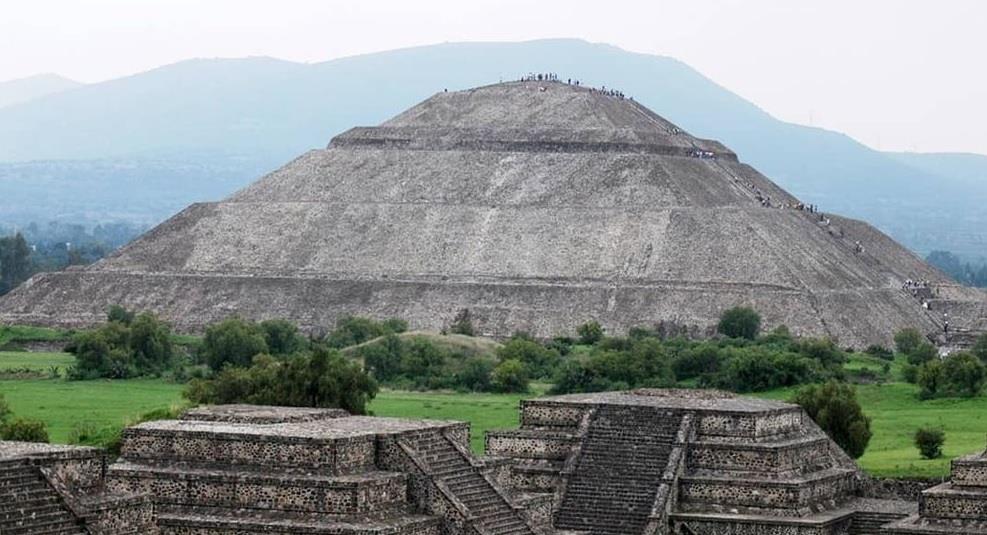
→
(519, 73, 629, 99)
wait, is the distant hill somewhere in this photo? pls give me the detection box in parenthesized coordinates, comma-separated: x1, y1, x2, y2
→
(0, 39, 984, 256)
(0, 73, 82, 109)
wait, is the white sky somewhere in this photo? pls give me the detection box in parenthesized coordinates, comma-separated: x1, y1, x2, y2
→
(1, 0, 985, 155)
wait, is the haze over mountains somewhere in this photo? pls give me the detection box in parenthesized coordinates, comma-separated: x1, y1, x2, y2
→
(1, 39, 985, 257)
(0, 73, 82, 109)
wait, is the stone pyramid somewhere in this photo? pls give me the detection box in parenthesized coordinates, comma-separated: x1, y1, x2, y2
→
(2, 80, 984, 347)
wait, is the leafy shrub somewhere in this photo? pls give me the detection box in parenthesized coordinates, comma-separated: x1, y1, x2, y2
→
(450, 309, 475, 336)
(326, 316, 406, 348)
(714, 348, 818, 392)
(894, 328, 924, 356)
(106, 304, 135, 325)
(0, 394, 11, 423)
(907, 342, 938, 367)
(491, 359, 529, 393)
(201, 317, 268, 371)
(576, 321, 604, 345)
(914, 427, 945, 459)
(973, 333, 987, 365)
(792, 381, 872, 459)
(717, 307, 761, 340)
(260, 319, 307, 355)
(1, 418, 49, 443)
(919, 352, 986, 399)
(67, 310, 175, 378)
(864, 344, 895, 361)
(496, 337, 561, 379)
(186, 348, 378, 414)
(458, 359, 495, 392)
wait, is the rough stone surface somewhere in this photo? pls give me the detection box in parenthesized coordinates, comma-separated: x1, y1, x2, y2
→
(1, 81, 984, 347)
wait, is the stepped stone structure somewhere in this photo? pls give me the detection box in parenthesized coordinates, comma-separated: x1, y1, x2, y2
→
(4, 391, 956, 534)
(2, 80, 986, 347)
(887, 440, 987, 534)
(0, 441, 155, 534)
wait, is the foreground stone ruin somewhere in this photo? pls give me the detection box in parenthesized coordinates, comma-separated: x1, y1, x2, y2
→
(14, 390, 987, 533)
(2, 80, 984, 347)
(887, 443, 987, 534)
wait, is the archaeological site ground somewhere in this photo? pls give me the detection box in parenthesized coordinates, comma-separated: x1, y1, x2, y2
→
(6, 391, 987, 534)
(1, 81, 984, 349)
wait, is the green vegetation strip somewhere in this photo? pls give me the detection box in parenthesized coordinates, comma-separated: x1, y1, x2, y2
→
(0, 351, 76, 372)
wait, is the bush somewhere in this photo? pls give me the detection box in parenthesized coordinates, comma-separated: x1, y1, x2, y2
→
(920, 352, 986, 399)
(973, 333, 987, 365)
(491, 359, 529, 393)
(792, 381, 872, 459)
(201, 317, 268, 371)
(864, 344, 895, 361)
(715, 348, 817, 392)
(260, 319, 306, 355)
(496, 338, 561, 379)
(326, 316, 405, 348)
(907, 342, 938, 367)
(458, 359, 495, 392)
(67, 311, 175, 379)
(450, 309, 475, 336)
(106, 304, 135, 325)
(894, 328, 924, 355)
(186, 348, 378, 414)
(914, 427, 945, 459)
(576, 321, 604, 345)
(1, 418, 49, 443)
(0, 393, 11, 424)
(672, 343, 724, 380)
(717, 307, 761, 340)
(796, 338, 846, 368)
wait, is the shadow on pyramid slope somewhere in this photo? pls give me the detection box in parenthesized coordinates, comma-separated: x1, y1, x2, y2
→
(1, 81, 984, 348)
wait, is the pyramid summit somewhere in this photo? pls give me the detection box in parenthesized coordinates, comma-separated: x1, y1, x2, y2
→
(1, 80, 984, 346)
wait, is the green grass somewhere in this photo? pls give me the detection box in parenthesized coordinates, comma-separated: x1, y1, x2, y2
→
(755, 383, 987, 478)
(2, 373, 986, 478)
(0, 378, 186, 443)
(0, 351, 75, 372)
(0, 325, 72, 346)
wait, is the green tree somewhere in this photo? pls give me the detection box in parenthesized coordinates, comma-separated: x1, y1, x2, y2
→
(917, 360, 944, 399)
(185, 349, 378, 414)
(129, 312, 174, 373)
(492, 359, 529, 393)
(106, 305, 135, 325)
(973, 333, 987, 365)
(914, 427, 945, 460)
(907, 342, 938, 366)
(792, 381, 872, 459)
(458, 359, 495, 392)
(326, 316, 388, 348)
(359, 333, 405, 382)
(260, 319, 306, 355)
(576, 321, 604, 345)
(717, 307, 761, 340)
(201, 317, 269, 371)
(943, 352, 986, 397)
(496, 338, 561, 379)
(894, 328, 924, 356)
(0, 233, 32, 295)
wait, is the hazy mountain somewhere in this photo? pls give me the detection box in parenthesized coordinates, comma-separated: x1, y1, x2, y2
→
(0, 39, 984, 256)
(0, 73, 82, 109)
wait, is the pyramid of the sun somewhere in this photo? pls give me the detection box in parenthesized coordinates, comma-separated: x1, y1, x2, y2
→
(1, 81, 984, 347)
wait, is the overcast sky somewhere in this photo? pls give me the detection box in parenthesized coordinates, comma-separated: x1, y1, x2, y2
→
(2, 0, 985, 155)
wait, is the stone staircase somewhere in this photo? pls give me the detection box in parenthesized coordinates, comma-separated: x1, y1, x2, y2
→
(0, 458, 87, 535)
(405, 432, 536, 535)
(554, 405, 683, 535)
(852, 510, 911, 535)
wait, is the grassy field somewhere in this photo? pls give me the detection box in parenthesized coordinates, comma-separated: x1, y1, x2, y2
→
(0, 351, 76, 373)
(2, 372, 986, 477)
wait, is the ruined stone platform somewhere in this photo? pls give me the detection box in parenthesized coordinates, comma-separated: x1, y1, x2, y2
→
(105, 405, 544, 535)
(486, 388, 914, 534)
(888, 445, 987, 534)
